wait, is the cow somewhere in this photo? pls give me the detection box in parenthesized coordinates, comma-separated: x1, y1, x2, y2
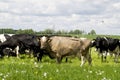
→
(0, 34, 51, 61)
(0, 34, 40, 58)
(0, 34, 14, 43)
(0, 34, 15, 57)
(39, 36, 92, 66)
(91, 36, 120, 62)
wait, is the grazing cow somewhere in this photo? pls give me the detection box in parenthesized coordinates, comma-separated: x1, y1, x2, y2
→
(0, 34, 40, 58)
(0, 34, 50, 60)
(0, 34, 15, 57)
(39, 36, 92, 66)
(0, 34, 14, 43)
(92, 36, 120, 62)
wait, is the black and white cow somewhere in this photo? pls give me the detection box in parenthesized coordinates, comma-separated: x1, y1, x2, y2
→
(92, 36, 120, 62)
(0, 34, 49, 61)
(0, 34, 36, 58)
(0, 34, 14, 42)
(0, 34, 15, 57)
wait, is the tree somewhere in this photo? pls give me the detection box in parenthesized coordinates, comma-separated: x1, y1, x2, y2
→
(0, 28, 16, 34)
(69, 29, 84, 34)
(16, 29, 35, 34)
(56, 30, 62, 34)
(88, 29, 96, 35)
(43, 29, 55, 34)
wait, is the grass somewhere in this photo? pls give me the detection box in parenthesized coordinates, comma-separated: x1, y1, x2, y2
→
(0, 49, 120, 80)
(0, 34, 120, 80)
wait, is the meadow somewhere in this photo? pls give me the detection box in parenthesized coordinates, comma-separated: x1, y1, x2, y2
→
(0, 48, 120, 80)
(0, 35, 120, 80)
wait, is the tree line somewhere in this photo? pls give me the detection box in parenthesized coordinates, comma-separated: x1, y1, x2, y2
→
(0, 28, 96, 35)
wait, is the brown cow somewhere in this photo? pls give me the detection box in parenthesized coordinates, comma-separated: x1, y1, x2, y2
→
(39, 36, 92, 66)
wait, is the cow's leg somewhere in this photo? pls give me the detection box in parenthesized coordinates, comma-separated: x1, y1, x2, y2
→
(37, 53, 43, 62)
(56, 57, 62, 63)
(103, 51, 107, 62)
(56, 53, 62, 63)
(65, 57, 68, 62)
(80, 55, 86, 67)
(15, 46, 19, 58)
(101, 52, 107, 62)
(86, 54, 92, 66)
(114, 53, 119, 63)
(56, 56, 62, 64)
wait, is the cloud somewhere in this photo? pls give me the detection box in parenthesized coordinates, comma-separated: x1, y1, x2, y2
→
(0, 0, 120, 35)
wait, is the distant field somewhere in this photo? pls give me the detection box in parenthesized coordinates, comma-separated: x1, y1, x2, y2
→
(0, 48, 120, 80)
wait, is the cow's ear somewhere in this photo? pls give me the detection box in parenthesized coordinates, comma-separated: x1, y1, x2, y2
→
(91, 39, 95, 43)
(48, 38, 52, 42)
(37, 37, 41, 41)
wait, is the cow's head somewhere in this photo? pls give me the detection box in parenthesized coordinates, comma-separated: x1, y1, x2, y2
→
(90, 39, 96, 47)
(40, 36, 49, 49)
(94, 37, 103, 48)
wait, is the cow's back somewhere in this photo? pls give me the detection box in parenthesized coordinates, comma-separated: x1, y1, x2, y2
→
(49, 36, 82, 56)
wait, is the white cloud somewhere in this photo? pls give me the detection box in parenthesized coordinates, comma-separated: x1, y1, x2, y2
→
(0, 0, 120, 35)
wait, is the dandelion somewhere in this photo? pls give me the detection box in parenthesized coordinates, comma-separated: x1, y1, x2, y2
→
(2, 78, 5, 80)
(88, 70, 92, 74)
(49, 77, 52, 80)
(21, 70, 26, 73)
(0, 73, 3, 76)
(43, 72, 47, 77)
(22, 62, 25, 64)
(3, 73, 9, 79)
(16, 70, 19, 73)
(96, 70, 104, 76)
(11, 61, 14, 64)
(86, 75, 89, 78)
(101, 77, 107, 80)
(35, 71, 38, 75)
(5, 74, 9, 77)
(34, 62, 38, 67)
(101, 71, 104, 74)
(83, 69, 86, 71)
(56, 69, 59, 73)
(34, 62, 37, 65)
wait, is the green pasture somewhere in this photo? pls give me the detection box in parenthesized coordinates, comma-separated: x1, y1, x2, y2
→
(0, 34, 120, 80)
(0, 48, 120, 80)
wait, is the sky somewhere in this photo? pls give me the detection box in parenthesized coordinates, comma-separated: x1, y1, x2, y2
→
(0, 0, 120, 35)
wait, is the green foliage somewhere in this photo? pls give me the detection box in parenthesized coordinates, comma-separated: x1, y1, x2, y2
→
(0, 28, 16, 34)
(69, 29, 84, 34)
(42, 29, 55, 34)
(88, 29, 96, 35)
(16, 29, 35, 34)
(0, 28, 85, 35)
